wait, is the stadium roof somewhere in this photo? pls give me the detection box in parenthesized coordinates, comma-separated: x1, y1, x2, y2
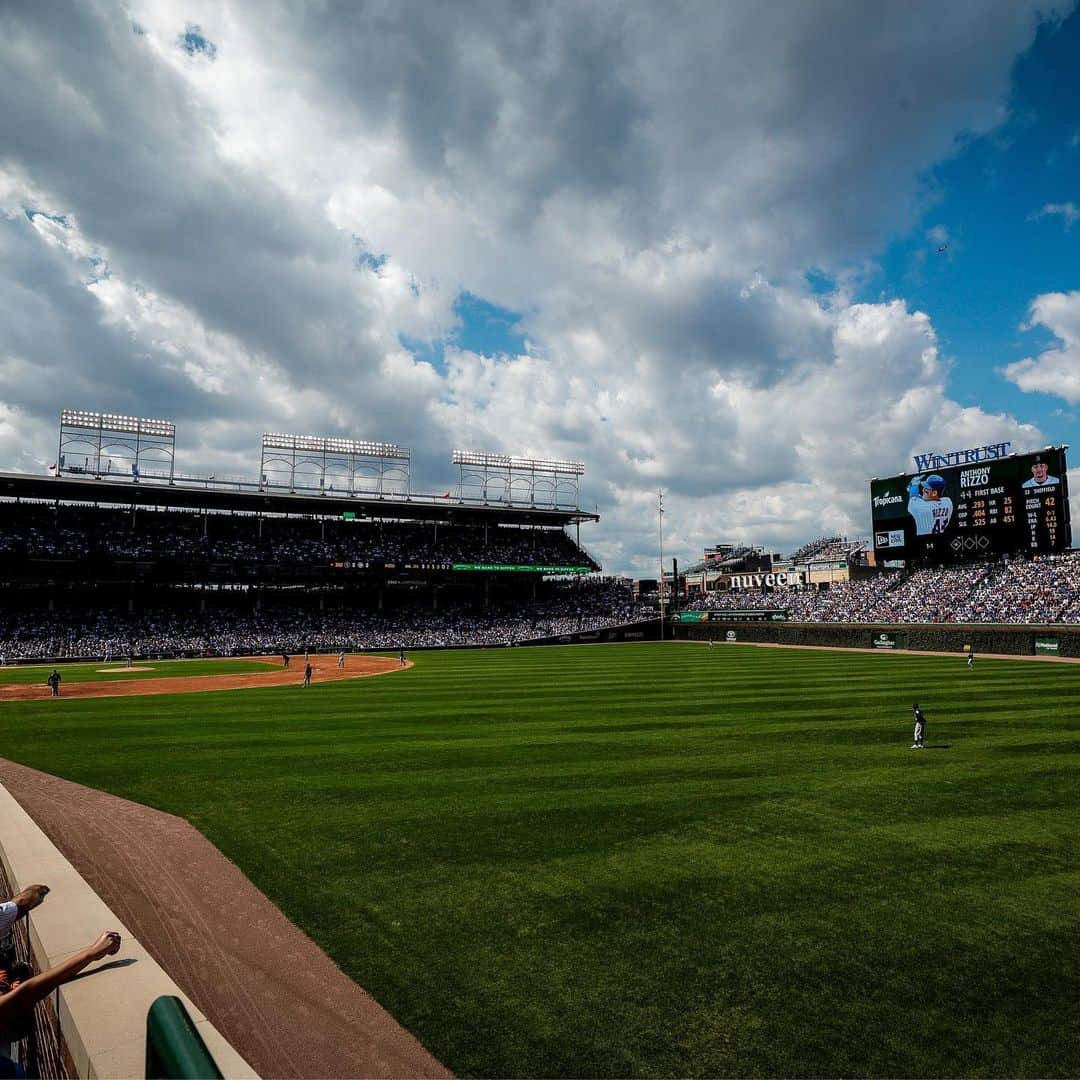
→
(0, 472, 599, 527)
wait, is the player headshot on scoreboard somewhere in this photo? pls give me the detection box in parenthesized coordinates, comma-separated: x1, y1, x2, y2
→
(907, 473, 954, 535)
(1022, 455, 1060, 488)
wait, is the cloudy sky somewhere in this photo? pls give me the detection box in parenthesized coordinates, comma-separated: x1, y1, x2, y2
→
(2, 1, 1079, 575)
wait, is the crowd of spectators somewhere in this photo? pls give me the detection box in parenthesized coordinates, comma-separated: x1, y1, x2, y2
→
(0, 504, 597, 570)
(801, 538, 869, 564)
(787, 537, 840, 562)
(686, 550, 1080, 624)
(0, 581, 651, 660)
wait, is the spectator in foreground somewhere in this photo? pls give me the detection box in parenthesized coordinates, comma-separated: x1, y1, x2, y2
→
(0, 887, 49, 968)
(0, 931, 122, 1073)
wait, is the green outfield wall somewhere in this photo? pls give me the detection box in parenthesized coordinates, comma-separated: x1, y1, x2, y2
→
(672, 620, 1080, 657)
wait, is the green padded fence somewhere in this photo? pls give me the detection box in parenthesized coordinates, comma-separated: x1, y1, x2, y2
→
(146, 995, 224, 1080)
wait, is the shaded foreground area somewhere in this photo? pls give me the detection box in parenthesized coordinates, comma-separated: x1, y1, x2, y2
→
(0, 758, 450, 1080)
(1, 643, 1079, 1077)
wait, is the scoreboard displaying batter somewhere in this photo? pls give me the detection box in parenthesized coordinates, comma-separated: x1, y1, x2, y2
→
(870, 447, 1071, 562)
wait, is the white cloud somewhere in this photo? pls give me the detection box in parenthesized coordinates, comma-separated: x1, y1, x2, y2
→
(1033, 202, 1079, 228)
(434, 292, 1042, 573)
(0, 0, 1064, 572)
(1003, 291, 1080, 405)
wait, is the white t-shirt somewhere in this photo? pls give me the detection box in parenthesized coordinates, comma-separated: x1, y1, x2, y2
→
(908, 496, 954, 536)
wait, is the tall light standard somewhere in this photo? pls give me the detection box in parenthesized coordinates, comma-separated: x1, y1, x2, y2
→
(658, 489, 665, 641)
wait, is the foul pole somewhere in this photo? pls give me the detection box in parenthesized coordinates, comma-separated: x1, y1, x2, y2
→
(658, 489, 665, 640)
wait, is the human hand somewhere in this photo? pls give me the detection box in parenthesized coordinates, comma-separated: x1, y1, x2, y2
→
(13, 884, 49, 913)
(88, 931, 122, 960)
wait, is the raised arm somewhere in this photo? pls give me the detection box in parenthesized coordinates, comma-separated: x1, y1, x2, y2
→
(0, 932, 121, 1028)
(10, 885, 49, 915)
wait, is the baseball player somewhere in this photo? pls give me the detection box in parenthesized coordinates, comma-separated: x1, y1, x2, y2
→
(967, 650, 974, 671)
(907, 474, 953, 536)
(303, 662, 312, 688)
(338, 651, 346, 669)
(911, 703, 926, 749)
(1022, 455, 1059, 488)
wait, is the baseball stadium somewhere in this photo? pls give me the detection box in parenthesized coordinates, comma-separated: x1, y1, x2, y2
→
(1, 414, 1079, 1078)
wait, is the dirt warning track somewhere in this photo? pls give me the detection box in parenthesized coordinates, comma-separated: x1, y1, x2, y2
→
(0, 758, 451, 1079)
(0, 653, 408, 702)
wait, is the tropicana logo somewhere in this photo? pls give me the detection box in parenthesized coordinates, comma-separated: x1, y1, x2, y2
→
(873, 492, 902, 507)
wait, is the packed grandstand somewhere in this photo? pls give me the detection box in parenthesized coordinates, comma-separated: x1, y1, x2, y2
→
(686, 550, 1080, 624)
(0, 503, 598, 568)
(2, 470, 1080, 663)
(0, 582, 649, 659)
(0, 476, 656, 659)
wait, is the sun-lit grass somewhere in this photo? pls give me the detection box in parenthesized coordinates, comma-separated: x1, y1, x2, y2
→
(2, 642, 1078, 1077)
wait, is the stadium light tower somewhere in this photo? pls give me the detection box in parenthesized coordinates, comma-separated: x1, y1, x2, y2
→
(452, 450, 585, 507)
(260, 433, 410, 496)
(58, 410, 176, 482)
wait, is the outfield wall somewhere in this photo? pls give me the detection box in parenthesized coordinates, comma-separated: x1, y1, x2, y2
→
(0, 783, 258, 1078)
(672, 621, 1080, 657)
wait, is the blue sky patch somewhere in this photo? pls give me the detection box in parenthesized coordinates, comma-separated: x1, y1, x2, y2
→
(400, 292, 527, 372)
(356, 252, 388, 273)
(180, 24, 217, 59)
(399, 334, 445, 370)
(859, 9, 1080, 436)
(452, 292, 526, 357)
(24, 209, 69, 227)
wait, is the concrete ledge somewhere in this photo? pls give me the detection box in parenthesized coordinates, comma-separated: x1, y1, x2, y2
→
(0, 782, 258, 1079)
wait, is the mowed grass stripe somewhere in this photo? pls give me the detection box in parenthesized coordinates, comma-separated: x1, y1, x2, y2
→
(2, 642, 1079, 1077)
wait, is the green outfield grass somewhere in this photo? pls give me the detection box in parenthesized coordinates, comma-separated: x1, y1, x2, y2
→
(2, 642, 1079, 1077)
(0, 657, 278, 685)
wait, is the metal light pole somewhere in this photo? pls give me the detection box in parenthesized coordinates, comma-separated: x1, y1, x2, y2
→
(658, 489, 665, 641)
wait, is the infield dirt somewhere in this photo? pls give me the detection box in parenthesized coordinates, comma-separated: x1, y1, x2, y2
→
(0, 653, 407, 701)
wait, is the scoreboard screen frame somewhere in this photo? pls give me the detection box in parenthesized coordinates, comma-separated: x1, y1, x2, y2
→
(870, 446, 1071, 562)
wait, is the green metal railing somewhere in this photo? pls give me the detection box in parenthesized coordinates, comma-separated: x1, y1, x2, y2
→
(146, 996, 223, 1079)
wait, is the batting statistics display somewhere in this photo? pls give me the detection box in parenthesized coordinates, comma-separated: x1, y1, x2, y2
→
(870, 447, 1071, 561)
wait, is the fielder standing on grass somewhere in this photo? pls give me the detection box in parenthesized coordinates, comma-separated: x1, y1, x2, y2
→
(303, 662, 312, 688)
(911, 703, 926, 749)
(967, 649, 974, 671)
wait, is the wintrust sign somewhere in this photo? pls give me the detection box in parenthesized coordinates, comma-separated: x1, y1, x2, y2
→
(728, 571, 806, 589)
(912, 442, 1011, 471)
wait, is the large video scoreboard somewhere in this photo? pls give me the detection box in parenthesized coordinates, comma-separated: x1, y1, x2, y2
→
(870, 447, 1071, 562)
